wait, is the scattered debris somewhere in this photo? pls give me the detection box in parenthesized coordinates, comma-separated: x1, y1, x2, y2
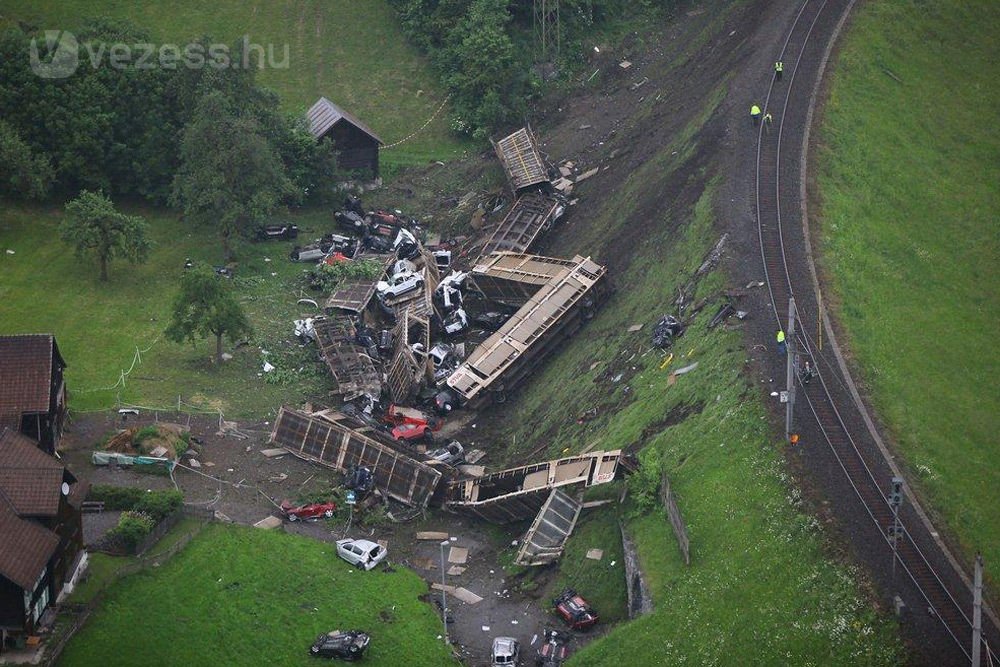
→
(619, 60, 632, 69)
(260, 448, 287, 458)
(627, 323, 644, 332)
(447, 565, 466, 576)
(448, 547, 469, 564)
(673, 362, 698, 376)
(585, 548, 604, 561)
(575, 167, 599, 183)
(416, 531, 449, 541)
(451, 587, 483, 605)
(253, 516, 283, 530)
(651, 315, 684, 348)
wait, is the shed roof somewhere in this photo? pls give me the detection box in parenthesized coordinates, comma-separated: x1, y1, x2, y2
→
(0, 498, 58, 590)
(307, 97, 383, 144)
(0, 428, 68, 516)
(0, 334, 63, 421)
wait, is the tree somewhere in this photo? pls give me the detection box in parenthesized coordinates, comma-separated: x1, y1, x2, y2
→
(0, 120, 53, 200)
(165, 265, 253, 364)
(170, 92, 293, 261)
(60, 190, 150, 281)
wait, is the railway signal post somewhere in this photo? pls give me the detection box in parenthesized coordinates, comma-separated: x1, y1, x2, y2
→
(888, 477, 904, 583)
(973, 553, 982, 667)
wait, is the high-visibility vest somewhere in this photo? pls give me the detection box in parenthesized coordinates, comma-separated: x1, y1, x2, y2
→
(777, 330, 785, 343)
(751, 105, 761, 116)
(775, 61, 783, 72)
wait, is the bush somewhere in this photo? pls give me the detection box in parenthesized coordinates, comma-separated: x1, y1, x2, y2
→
(90, 486, 183, 521)
(111, 511, 156, 550)
(135, 489, 184, 522)
(133, 425, 160, 445)
(89, 485, 145, 511)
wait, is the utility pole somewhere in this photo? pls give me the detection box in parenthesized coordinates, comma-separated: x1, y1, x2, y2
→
(784, 297, 796, 439)
(533, 0, 561, 61)
(440, 540, 450, 644)
(888, 477, 903, 583)
(973, 553, 983, 667)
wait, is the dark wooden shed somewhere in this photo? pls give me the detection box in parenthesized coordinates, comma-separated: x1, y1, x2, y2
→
(307, 97, 383, 181)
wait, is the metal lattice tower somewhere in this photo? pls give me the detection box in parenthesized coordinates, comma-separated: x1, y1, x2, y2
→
(533, 0, 560, 61)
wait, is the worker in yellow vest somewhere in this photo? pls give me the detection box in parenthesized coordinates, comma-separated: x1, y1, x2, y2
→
(750, 104, 762, 125)
(776, 329, 786, 354)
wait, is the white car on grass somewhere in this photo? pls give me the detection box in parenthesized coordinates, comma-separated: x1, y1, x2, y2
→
(336, 538, 387, 571)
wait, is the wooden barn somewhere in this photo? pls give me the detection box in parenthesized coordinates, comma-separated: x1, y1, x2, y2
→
(307, 97, 383, 181)
(0, 335, 67, 456)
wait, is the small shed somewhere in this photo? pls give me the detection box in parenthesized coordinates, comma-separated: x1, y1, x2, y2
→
(307, 97, 383, 181)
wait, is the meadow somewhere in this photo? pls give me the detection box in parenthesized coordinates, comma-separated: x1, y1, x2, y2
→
(814, 0, 1000, 583)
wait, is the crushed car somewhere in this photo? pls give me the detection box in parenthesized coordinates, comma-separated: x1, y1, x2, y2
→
(256, 223, 299, 241)
(336, 538, 387, 570)
(280, 500, 336, 522)
(442, 308, 469, 336)
(492, 637, 520, 666)
(376, 271, 423, 299)
(344, 465, 374, 498)
(536, 629, 569, 666)
(424, 440, 464, 467)
(552, 589, 599, 631)
(651, 314, 685, 348)
(309, 630, 370, 661)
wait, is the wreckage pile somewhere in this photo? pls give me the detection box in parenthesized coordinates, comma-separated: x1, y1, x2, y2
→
(269, 127, 620, 563)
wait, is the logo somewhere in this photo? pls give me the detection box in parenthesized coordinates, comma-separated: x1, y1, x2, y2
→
(29, 30, 79, 79)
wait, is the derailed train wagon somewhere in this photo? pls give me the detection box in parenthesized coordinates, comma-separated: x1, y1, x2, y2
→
(445, 450, 621, 523)
(440, 253, 608, 410)
(270, 407, 441, 507)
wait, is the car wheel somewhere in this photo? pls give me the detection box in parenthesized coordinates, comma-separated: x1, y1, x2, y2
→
(397, 436, 407, 443)
(324, 509, 334, 518)
(288, 513, 298, 522)
(423, 429, 433, 443)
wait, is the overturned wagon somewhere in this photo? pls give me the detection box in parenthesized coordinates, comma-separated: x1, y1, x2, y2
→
(270, 407, 441, 507)
(445, 450, 621, 523)
(444, 253, 608, 408)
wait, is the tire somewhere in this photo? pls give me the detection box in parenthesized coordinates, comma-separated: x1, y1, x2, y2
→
(324, 509, 334, 518)
(423, 429, 433, 444)
(397, 437, 407, 444)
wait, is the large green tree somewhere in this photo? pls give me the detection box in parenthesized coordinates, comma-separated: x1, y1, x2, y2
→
(170, 92, 293, 261)
(165, 265, 253, 364)
(0, 120, 53, 200)
(60, 190, 150, 281)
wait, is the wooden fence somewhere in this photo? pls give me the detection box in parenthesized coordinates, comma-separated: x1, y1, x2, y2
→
(660, 471, 691, 565)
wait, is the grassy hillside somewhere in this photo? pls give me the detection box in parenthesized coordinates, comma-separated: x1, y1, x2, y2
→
(814, 0, 1000, 579)
(59, 524, 457, 666)
(486, 96, 903, 661)
(0, 0, 470, 169)
(0, 203, 336, 417)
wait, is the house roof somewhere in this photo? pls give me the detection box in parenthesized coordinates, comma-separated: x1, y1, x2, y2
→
(307, 97, 383, 144)
(0, 498, 58, 591)
(0, 428, 70, 516)
(0, 334, 63, 420)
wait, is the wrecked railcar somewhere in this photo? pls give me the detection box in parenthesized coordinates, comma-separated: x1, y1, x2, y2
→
(445, 254, 608, 408)
(445, 450, 620, 522)
(270, 407, 441, 508)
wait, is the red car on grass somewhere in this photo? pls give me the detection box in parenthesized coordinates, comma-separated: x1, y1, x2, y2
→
(280, 500, 337, 522)
(552, 589, 599, 630)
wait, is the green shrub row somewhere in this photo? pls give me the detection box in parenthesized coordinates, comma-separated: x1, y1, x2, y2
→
(89, 485, 184, 522)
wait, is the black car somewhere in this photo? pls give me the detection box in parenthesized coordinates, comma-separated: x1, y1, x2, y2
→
(472, 310, 511, 332)
(309, 630, 370, 661)
(256, 223, 299, 240)
(651, 314, 684, 349)
(335, 210, 366, 232)
(344, 465, 375, 497)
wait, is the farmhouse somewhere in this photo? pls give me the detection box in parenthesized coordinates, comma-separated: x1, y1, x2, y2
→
(0, 335, 68, 456)
(307, 97, 383, 181)
(0, 428, 88, 646)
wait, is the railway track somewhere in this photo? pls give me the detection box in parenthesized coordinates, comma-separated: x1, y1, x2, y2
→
(754, 0, 999, 663)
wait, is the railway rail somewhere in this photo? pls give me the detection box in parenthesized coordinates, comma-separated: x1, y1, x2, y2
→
(754, 0, 999, 662)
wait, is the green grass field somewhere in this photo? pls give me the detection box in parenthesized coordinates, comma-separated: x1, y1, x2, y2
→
(0, 202, 339, 418)
(0, 0, 471, 169)
(58, 523, 457, 666)
(815, 0, 1000, 582)
(490, 168, 903, 662)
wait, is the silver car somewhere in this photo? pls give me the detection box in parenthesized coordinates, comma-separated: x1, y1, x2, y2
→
(492, 636, 520, 666)
(335, 539, 387, 571)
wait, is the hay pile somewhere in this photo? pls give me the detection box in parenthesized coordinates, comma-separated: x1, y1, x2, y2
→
(103, 423, 190, 460)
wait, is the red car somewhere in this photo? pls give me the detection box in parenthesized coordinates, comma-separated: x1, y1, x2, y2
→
(552, 589, 598, 630)
(280, 500, 336, 522)
(391, 421, 439, 444)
